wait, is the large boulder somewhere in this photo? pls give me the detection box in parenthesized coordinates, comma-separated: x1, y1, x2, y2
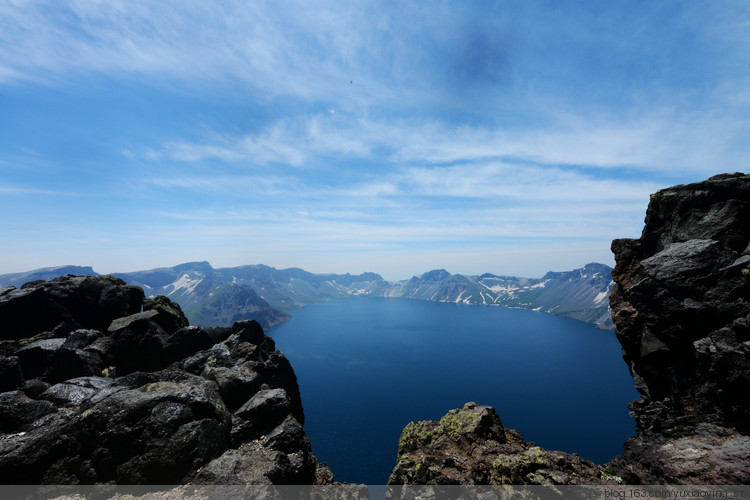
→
(143, 295, 189, 334)
(13, 335, 105, 385)
(108, 311, 169, 374)
(0, 371, 230, 484)
(0, 275, 143, 343)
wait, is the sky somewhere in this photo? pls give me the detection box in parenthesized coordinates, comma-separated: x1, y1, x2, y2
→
(1, 1, 749, 280)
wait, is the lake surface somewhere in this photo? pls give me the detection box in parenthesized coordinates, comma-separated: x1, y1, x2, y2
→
(269, 297, 639, 485)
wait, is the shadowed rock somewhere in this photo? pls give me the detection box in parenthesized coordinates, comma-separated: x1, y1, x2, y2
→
(0, 275, 331, 485)
(143, 295, 189, 334)
(609, 172, 750, 484)
(0, 275, 143, 343)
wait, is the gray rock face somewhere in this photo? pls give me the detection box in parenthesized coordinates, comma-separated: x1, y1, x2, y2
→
(609, 172, 750, 484)
(0, 275, 330, 485)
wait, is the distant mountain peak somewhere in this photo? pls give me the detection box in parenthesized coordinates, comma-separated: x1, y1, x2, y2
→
(0, 265, 98, 288)
(173, 261, 214, 275)
(420, 269, 451, 281)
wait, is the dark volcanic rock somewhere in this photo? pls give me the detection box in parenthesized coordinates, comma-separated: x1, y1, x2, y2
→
(14, 337, 104, 385)
(234, 319, 266, 345)
(0, 390, 57, 433)
(388, 402, 608, 486)
(202, 364, 261, 413)
(609, 172, 750, 484)
(0, 275, 328, 485)
(108, 311, 169, 374)
(189, 441, 306, 485)
(143, 294, 189, 334)
(164, 326, 215, 365)
(0, 356, 23, 392)
(190, 415, 318, 485)
(0, 275, 143, 343)
(235, 388, 292, 429)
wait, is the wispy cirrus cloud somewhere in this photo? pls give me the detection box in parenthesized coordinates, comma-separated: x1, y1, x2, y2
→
(149, 107, 748, 175)
(5, 1, 749, 176)
(149, 116, 375, 166)
(0, 186, 75, 196)
(138, 159, 653, 252)
(0, 1, 421, 107)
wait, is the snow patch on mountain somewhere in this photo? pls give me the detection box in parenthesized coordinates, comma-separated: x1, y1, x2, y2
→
(168, 274, 203, 296)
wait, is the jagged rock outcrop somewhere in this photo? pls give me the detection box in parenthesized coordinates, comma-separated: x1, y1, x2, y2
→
(608, 172, 750, 484)
(0, 275, 331, 484)
(0, 275, 143, 348)
(388, 403, 610, 486)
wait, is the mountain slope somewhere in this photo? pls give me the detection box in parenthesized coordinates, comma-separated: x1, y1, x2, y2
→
(111, 262, 290, 330)
(185, 283, 290, 328)
(1, 262, 614, 329)
(365, 263, 614, 328)
(212, 264, 386, 310)
(0, 265, 99, 288)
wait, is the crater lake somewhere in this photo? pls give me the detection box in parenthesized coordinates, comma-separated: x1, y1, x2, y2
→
(269, 296, 638, 484)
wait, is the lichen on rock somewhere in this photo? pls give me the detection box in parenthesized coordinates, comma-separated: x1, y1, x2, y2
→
(389, 402, 607, 486)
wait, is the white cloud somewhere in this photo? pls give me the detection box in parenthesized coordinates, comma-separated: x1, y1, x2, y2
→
(5, 2, 749, 174)
(149, 105, 749, 175)
(0, 1, 406, 107)
(152, 116, 374, 166)
(0, 186, 75, 196)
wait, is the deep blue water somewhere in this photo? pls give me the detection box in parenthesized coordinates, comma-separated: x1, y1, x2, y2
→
(269, 297, 638, 485)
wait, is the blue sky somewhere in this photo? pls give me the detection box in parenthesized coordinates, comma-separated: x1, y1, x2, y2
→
(1, 1, 749, 280)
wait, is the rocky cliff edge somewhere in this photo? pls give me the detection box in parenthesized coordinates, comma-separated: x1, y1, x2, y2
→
(0, 275, 333, 484)
(608, 172, 750, 484)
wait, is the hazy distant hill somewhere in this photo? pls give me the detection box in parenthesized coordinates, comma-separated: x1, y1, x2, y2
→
(365, 263, 614, 328)
(0, 265, 98, 288)
(0, 262, 614, 329)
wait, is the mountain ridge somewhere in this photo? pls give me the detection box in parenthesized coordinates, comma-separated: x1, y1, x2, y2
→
(0, 262, 614, 329)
